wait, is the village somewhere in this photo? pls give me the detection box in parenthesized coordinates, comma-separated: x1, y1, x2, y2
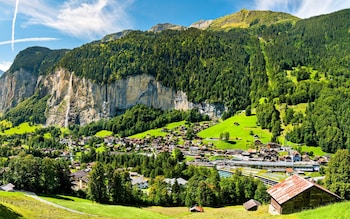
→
(53, 121, 329, 193)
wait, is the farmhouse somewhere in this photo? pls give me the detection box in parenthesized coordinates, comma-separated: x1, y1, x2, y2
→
(267, 175, 341, 214)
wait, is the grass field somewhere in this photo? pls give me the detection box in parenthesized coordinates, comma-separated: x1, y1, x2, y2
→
(0, 122, 40, 135)
(198, 113, 272, 150)
(95, 130, 113, 138)
(0, 191, 100, 219)
(39, 195, 169, 219)
(295, 201, 350, 219)
(129, 121, 187, 139)
(2, 191, 350, 219)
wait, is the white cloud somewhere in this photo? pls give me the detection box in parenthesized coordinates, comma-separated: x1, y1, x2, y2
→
(254, 0, 350, 18)
(0, 0, 134, 40)
(0, 61, 12, 72)
(0, 37, 58, 45)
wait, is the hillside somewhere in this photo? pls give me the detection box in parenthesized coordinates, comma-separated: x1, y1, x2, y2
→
(0, 9, 350, 151)
(2, 190, 350, 219)
(208, 9, 300, 30)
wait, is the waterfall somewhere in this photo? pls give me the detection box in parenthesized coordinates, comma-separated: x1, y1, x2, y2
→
(64, 73, 73, 128)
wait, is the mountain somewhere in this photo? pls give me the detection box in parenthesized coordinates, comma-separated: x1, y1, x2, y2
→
(1, 9, 350, 145)
(0, 70, 3, 77)
(207, 9, 300, 30)
(149, 23, 187, 32)
(99, 30, 134, 42)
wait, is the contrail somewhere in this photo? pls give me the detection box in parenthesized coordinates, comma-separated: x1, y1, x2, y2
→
(11, 0, 20, 51)
(0, 37, 58, 45)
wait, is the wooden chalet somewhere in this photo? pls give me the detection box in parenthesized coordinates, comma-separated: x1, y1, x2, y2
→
(267, 175, 341, 214)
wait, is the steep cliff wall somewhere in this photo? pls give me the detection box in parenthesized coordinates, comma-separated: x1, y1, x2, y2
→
(0, 70, 38, 112)
(43, 70, 224, 126)
(0, 68, 224, 126)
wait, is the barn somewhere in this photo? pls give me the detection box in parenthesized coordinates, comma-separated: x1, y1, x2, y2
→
(267, 175, 341, 214)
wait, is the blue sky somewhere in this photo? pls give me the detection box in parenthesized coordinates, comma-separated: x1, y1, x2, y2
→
(1, 0, 350, 72)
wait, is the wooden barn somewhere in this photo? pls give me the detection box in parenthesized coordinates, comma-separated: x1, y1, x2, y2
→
(267, 175, 341, 214)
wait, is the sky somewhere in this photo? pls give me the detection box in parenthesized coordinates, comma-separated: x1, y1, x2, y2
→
(0, 0, 350, 72)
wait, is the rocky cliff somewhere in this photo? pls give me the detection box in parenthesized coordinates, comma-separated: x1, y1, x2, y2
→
(41, 70, 224, 127)
(0, 69, 38, 112)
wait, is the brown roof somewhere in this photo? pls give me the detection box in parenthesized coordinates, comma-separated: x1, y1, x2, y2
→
(267, 175, 341, 204)
(243, 199, 261, 210)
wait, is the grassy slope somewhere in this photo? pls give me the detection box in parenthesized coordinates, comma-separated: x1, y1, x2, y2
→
(39, 195, 169, 219)
(95, 130, 113, 138)
(0, 122, 40, 135)
(296, 201, 350, 219)
(198, 113, 271, 150)
(209, 10, 299, 31)
(129, 121, 187, 139)
(0, 191, 99, 219)
(2, 192, 350, 219)
(0, 204, 22, 219)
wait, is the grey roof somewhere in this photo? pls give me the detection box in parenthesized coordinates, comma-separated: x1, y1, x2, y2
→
(243, 199, 261, 210)
(164, 178, 188, 186)
(131, 177, 148, 185)
(0, 183, 15, 191)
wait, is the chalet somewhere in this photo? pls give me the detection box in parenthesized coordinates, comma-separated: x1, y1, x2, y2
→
(267, 175, 341, 214)
(266, 142, 281, 150)
(71, 170, 89, 190)
(243, 199, 261, 211)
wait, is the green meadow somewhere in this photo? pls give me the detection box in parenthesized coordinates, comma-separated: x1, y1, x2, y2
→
(129, 121, 187, 139)
(198, 113, 272, 150)
(95, 130, 113, 138)
(0, 122, 40, 135)
(39, 194, 169, 219)
(1, 191, 350, 219)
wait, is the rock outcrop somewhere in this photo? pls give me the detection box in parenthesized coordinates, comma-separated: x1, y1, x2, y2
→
(0, 69, 38, 112)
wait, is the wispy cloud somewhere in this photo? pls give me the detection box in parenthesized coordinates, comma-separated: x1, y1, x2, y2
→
(11, 0, 20, 51)
(0, 61, 12, 72)
(254, 0, 350, 18)
(0, 37, 58, 45)
(0, 0, 134, 40)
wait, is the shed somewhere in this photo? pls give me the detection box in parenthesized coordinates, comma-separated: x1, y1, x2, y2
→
(267, 175, 341, 214)
(190, 205, 204, 212)
(243, 199, 261, 211)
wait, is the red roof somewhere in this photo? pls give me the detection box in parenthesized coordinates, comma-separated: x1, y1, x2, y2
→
(267, 175, 341, 204)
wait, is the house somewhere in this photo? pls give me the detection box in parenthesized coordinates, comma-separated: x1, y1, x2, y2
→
(131, 177, 148, 189)
(190, 205, 204, 212)
(164, 178, 188, 186)
(267, 175, 341, 214)
(71, 170, 89, 190)
(243, 199, 261, 211)
(285, 168, 294, 176)
(0, 183, 15, 192)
